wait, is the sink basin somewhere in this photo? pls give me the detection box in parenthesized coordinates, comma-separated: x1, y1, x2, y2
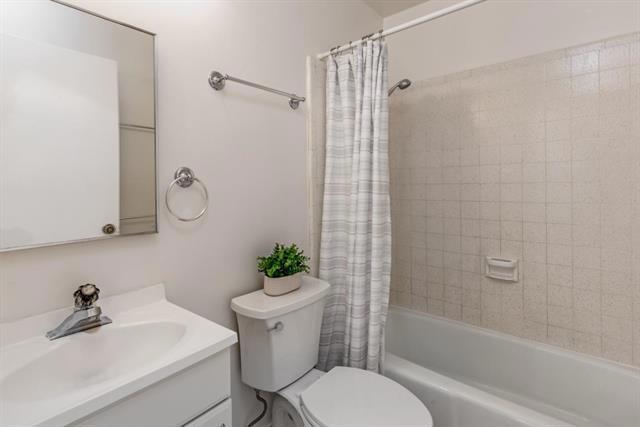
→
(0, 284, 237, 427)
(2, 321, 186, 402)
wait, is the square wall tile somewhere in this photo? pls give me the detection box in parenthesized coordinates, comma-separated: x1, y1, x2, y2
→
(382, 32, 640, 368)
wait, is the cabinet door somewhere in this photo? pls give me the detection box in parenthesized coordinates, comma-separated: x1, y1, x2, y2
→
(69, 350, 231, 427)
(184, 399, 231, 427)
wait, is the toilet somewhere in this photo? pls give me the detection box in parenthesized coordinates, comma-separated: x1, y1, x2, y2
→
(231, 276, 433, 427)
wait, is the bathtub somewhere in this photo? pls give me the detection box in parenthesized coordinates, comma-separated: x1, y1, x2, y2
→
(384, 307, 640, 427)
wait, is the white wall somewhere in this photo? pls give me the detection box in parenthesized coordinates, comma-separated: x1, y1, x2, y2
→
(0, 1, 380, 424)
(385, 0, 640, 82)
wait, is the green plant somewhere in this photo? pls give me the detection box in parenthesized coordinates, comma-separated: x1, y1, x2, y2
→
(257, 243, 310, 278)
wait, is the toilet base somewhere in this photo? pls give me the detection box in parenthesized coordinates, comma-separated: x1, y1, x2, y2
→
(272, 369, 324, 427)
(272, 395, 306, 427)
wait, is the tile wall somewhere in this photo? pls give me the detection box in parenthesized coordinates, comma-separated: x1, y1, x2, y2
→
(389, 32, 640, 367)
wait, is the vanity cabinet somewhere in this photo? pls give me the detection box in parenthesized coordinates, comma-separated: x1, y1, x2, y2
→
(69, 349, 231, 427)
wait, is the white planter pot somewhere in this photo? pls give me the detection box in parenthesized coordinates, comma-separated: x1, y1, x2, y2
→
(263, 273, 302, 296)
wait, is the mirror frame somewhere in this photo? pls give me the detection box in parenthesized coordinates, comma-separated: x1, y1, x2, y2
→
(0, 0, 158, 252)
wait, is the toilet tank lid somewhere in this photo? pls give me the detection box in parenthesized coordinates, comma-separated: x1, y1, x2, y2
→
(231, 276, 330, 320)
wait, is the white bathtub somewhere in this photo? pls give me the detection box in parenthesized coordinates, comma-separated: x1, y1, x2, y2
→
(384, 307, 640, 427)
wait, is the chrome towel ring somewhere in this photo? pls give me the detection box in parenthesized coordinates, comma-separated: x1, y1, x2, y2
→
(165, 167, 209, 222)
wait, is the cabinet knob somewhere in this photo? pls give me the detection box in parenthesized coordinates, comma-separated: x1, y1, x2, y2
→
(102, 223, 116, 235)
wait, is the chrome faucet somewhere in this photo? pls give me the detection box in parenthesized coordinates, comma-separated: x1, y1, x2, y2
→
(46, 284, 112, 340)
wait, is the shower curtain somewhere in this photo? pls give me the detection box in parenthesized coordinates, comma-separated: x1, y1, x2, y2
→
(317, 39, 391, 373)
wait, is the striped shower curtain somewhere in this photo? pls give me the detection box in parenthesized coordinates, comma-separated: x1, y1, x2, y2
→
(317, 40, 391, 373)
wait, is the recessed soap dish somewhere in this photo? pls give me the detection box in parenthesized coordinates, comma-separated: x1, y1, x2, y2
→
(485, 257, 518, 282)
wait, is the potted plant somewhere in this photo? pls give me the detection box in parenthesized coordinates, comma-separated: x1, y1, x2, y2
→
(257, 243, 310, 296)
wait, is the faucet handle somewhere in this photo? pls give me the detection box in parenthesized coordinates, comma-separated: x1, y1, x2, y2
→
(74, 284, 100, 310)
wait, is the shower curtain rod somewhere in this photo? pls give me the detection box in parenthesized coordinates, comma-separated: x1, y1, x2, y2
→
(317, 0, 487, 60)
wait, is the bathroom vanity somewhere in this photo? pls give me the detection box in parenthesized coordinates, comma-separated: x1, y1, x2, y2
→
(0, 285, 237, 427)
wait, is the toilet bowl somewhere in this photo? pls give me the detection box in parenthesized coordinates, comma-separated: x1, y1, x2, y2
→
(274, 367, 433, 427)
(231, 277, 433, 427)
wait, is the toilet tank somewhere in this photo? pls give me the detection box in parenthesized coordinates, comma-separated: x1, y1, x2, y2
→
(231, 276, 329, 392)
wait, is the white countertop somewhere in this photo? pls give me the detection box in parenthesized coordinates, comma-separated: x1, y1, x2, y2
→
(0, 284, 237, 427)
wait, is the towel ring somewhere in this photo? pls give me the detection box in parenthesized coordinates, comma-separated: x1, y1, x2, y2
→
(165, 167, 209, 222)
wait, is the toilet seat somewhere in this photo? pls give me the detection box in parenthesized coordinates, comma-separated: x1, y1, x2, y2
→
(299, 366, 433, 427)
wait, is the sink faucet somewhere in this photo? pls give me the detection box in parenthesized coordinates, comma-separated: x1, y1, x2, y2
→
(46, 284, 112, 340)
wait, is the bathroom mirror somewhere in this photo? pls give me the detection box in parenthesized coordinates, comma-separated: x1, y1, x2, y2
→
(0, 0, 157, 252)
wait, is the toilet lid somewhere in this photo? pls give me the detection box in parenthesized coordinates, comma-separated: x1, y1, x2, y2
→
(300, 367, 433, 427)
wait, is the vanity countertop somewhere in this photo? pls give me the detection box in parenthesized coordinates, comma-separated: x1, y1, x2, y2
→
(0, 284, 237, 427)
